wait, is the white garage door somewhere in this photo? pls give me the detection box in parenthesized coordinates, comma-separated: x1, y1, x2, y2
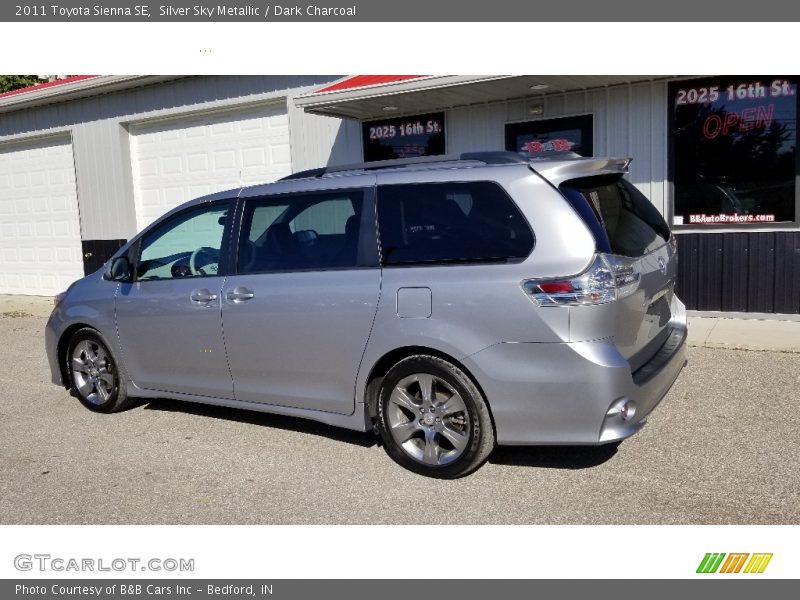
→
(130, 104, 292, 229)
(0, 136, 83, 296)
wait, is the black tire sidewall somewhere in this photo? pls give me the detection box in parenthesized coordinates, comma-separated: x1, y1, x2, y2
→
(67, 329, 121, 413)
(377, 355, 492, 479)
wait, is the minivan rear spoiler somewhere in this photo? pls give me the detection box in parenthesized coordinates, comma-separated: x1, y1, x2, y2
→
(530, 157, 633, 187)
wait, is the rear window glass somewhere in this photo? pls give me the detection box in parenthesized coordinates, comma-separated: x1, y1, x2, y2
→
(377, 181, 534, 266)
(560, 175, 670, 257)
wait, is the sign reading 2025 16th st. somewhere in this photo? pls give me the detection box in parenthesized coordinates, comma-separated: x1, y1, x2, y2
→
(674, 78, 795, 105)
(362, 112, 445, 161)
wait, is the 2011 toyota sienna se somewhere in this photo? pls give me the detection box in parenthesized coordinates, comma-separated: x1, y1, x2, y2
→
(45, 151, 687, 478)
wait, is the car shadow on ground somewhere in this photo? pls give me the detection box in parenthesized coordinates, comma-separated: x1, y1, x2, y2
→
(489, 443, 620, 470)
(142, 398, 377, 448)
(141, 399, 619, 468)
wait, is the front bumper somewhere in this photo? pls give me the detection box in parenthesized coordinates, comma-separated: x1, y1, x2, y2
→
(45, 313, 64, 386)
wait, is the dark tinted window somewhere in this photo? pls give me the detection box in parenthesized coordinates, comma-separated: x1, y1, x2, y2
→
(377, 182, 533, 265)
(363, 112, 446, 161)
(669, 76, 798, 226)
(505, 114, 593, 157)
(560, 175, 669, 258)
(239, 190, 367, 273)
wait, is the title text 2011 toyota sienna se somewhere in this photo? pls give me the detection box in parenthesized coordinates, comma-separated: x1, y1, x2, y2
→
(46, 151, 687, 478)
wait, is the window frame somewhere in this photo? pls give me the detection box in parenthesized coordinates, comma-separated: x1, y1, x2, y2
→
(667, 76, 800, 233)
(233, 186, 380, 275)
(131, 200, 235, 283)
(375, 180, 536, 268)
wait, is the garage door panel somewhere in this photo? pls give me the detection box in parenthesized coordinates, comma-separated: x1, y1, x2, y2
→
(0, 137, 83, 296)
(131, 104, 292, 228)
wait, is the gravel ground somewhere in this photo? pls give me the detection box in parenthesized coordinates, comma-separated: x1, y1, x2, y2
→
(1, 311, 798, 524)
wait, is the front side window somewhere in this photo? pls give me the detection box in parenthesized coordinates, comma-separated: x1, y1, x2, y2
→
(137, 203, 230, 280)
(669, 76, 798, 227)
(377, 181, 534, 265)
(238, 190, 367, 273)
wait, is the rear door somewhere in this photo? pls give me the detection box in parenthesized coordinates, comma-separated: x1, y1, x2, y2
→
(221, 186, 381, 415)
(560, 175, 677, 370)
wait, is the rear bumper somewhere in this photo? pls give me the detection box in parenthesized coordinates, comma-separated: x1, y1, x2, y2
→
(463, 297, 688, 445)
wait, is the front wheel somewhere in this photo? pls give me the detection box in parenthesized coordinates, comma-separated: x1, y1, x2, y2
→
(376, 355, 495, 478)
(67, 328, 132, 413)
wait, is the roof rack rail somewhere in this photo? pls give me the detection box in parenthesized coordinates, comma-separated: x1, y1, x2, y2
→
(459, 151, 530, 165)
(278, 151, 533, 181)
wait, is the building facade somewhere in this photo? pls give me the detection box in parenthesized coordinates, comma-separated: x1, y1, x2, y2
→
(1, 75, 798, 313)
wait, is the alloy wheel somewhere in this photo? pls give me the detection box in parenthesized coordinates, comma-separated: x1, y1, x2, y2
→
(385, 373, 471, 466)
(71, 340, 116, 405)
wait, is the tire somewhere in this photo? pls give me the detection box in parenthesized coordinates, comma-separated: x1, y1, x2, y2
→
(66, 328, 133, 413)
(376, 355, 495, 478)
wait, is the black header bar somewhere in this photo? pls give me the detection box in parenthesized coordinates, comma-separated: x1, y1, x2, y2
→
(4, 0, 800, 21)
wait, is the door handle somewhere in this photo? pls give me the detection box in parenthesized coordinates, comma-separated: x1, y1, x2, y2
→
(190, 289, 218, 303)
(226, 287, 255, 302)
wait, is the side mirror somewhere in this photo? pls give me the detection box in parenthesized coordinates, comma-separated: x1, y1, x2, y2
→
(106, 256, 132, 282)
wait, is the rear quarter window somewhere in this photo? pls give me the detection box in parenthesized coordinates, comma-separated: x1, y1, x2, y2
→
(560, 175, 670, 258)
(376, 181, 534, 266)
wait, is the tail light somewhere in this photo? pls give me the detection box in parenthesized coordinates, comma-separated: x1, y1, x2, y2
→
(522, 254, 640, 307)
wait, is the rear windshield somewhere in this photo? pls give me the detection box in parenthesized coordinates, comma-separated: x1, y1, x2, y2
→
(560, 175, 670, 257)
(377, 181, 534, 266)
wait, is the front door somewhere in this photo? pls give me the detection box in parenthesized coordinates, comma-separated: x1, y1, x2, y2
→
(116, 201, 234, 399)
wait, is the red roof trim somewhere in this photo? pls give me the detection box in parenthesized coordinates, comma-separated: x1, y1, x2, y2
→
(315, 75, 426, 94)
(0, 75, 100, 99)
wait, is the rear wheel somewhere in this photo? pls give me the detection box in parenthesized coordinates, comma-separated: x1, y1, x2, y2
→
(377, 355, 495, 478)
(67, 328, 132, 413)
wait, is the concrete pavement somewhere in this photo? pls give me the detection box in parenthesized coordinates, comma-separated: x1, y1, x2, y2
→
(687, 314, 800, 353)
(2, 304, 799, 524)
(4, 294, 799, 352)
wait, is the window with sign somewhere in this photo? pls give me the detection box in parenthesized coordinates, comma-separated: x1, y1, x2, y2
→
(362, 112, 445, 161)
(669, 77, 799, 227)
(505, 115, 593, 157)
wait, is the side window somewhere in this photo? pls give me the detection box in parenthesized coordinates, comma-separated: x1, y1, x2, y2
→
(238, 190, 366, 273)
(137, 203, 230, 280)
(377, 181, 534, 265)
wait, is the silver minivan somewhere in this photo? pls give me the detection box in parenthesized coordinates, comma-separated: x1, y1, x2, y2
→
(46, 152, 687, 478)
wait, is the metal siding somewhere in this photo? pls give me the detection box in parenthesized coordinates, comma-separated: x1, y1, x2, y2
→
(649, 80, 669, 216)
(676, 234, 699, 310)
(747, 233, 774, 313)
(677, 232, 800, 314)
(606, 86, 629, 158)
(698, 233, 724, 311)
(721, 233, 749, 312)
(0, 76, 342, 242)
(287, 90, 361, 171)
(774, 232, 800, 313)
